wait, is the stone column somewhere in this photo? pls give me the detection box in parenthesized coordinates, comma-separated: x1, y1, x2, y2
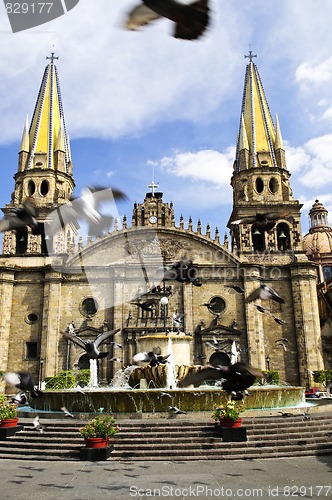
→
(0, 269, 15, 379)
(290, 264, 324, 388)
(40, 269, 62, 378)
(243, 268, 266, 370)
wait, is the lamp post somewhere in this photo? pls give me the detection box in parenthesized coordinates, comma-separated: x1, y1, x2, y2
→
(266, 355, 270, 371)
(160, 296, 169, 333)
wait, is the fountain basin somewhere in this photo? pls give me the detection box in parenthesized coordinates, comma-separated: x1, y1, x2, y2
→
(30, 386, 305, 414)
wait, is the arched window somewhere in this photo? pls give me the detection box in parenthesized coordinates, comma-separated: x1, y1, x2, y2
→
(252, 225, 265, 252)
(277, 223, 291, 251)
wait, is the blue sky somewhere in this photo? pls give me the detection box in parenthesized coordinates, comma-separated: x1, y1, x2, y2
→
(1, 0, 332, 244)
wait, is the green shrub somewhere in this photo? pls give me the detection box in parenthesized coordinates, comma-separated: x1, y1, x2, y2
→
(45, 369, 90, 390)
(313, 370, 332, 387)
(262, 370, 280, 385)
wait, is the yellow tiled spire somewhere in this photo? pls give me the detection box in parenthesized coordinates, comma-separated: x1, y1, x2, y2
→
(235, 52, 282, 171)
(27, 53, 71, 171)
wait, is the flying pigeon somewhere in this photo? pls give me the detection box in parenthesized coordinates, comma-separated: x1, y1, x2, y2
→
(61, 406, 74, 418)
(168, 406, 187, 414)
(110, 341, 123, 349)
(109, 357, 122, 362)
(33, 416, 45, 433)
(133, 351, 171, 367)
(45, 186, 127, 238)
(124, 0, 210, 40)
(277, 342, 287, 351)
(254, 305, 271, 314)
(172, 312, 183, 331)
(273, 316, 286, 325)
(4, 372, 43, 398)
(0, 198, 38, 233)
(225, 285, 245, 294)
(63, 328, 120, 359)
(10, 392, 27, 405)
(131, 298, 158, 312)
(160, 392, 173, 398)
(245, 283, 285, 304)
(231, 211, 291, 233)
(163, 259, 202, 286)
(178, 362, 263, 399)
(275, 338, 289, 343)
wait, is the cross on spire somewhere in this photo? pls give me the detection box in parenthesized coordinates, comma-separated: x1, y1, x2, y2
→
(47, 52, 59, 64)
(244, 50, 257, 63)
(148, 181, 159, 196)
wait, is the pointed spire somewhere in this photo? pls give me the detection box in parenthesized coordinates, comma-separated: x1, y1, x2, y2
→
(275, 114, 284, 150)
(19, 115, 29, 152)
(26, 53, 71, 172)
(235, 54, 278, 172)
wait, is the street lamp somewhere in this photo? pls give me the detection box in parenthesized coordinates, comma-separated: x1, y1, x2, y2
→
(160, 296, 168, 332)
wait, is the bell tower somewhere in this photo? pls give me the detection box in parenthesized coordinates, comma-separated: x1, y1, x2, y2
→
(227, 52, 303, 255)
(131, 180, 175, 228)
(2, 53, 76, 255)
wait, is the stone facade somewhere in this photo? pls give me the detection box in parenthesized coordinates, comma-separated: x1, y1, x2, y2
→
(0, 56, 325, 391)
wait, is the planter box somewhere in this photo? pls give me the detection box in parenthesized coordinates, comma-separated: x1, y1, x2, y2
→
(0, 425, 24, 439)
(217, 426, 247, 442)
(80, 445, 113, 461)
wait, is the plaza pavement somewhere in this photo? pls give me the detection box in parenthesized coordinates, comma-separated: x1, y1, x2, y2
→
(0, 454, 331, 500)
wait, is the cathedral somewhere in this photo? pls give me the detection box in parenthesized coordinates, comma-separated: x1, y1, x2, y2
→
(0, 53, 326, 391)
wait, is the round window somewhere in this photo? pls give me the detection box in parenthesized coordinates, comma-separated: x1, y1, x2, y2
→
(40, 180, 49, 196)
(208, 297, 226, 315)
(255, 177, 264, 193)
(80, 298, 98, 317)
(26, 313, 39, 324)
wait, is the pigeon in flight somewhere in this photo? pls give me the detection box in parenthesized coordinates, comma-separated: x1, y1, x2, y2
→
(245, 283, 285, 304)
(10, 392, 27, 405)
(163, 258, 202, 286)
(0, 198, 38, 233)
(4, 372, 42, 398)
(63, 328, 120, 359)
(225, 285, 245, 294)
(124, 0, 210, 40)
(273, 316, 286, 325)
(178, 362, 263, 400)
(231, 211, 291, 233)
(131, 298, 158, 312)
(45, 186, 127, 238)
(61, 406, 74, 418)
(110, 341, 123, 349)
(133, 351, 171, 367)
(33, 416, 45, 433)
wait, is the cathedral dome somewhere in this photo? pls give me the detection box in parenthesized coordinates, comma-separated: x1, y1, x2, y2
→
(303, 200, 332, 256)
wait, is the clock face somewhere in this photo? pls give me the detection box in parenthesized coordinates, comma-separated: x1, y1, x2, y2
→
(149, 216, 157, 224)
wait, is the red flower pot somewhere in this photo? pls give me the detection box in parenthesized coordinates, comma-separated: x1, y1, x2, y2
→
(219, 417, 242, 428)
(0, 418, 19, 428)
(84, 437, 110, 449)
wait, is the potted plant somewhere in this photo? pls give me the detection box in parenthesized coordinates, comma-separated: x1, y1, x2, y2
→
(79, 415, 120, 448)
(211, 400, 244, 428)
(0, 401, 19, 428)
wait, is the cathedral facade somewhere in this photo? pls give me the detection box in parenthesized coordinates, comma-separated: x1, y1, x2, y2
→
(0, 54, 324, 391)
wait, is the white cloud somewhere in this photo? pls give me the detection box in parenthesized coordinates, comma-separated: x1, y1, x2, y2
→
(295, 57, 332, 86)
(158, 147, 234, 187)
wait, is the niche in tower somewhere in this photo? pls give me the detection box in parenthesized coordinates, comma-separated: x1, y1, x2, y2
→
(15, 227, 28, 254)
(277, 223, 290, 251)
(251, 224, 265, 252)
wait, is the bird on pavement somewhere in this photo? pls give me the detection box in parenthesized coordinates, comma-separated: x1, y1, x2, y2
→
(124, 0, 210, 40)
(4, 371, 42, 398)
(245, 283, 285, 304)
(168, 406, 187, 414)
(63, 328, 120, 359)
(33, 416, 45, 433)
(0, 198, 38, 233)
(45, 186, 127, 238)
